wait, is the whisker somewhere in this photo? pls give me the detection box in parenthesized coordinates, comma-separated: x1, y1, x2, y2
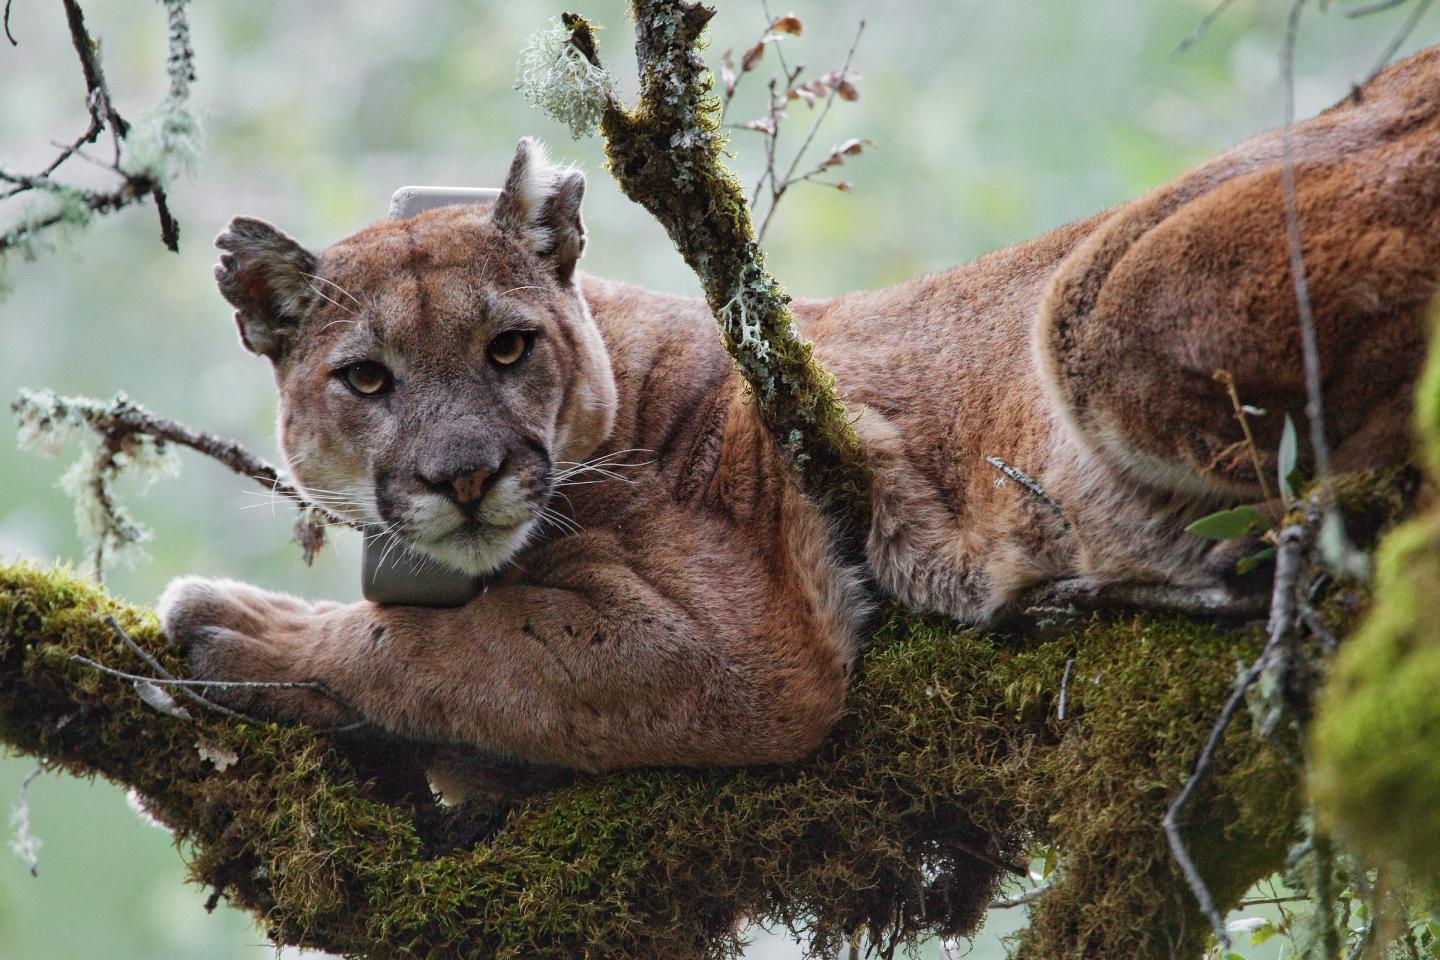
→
(495, 284, 543, 300)
(301, 272, 363, 309)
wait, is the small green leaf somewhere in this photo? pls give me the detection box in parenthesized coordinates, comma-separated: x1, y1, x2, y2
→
(1249, 920, 1278, 945)
(1041, 845, 1058, 879)
(1185, 505, 1265, 540)
(1278, 415, 1299, 502)
(1236, 547, 1277, 576)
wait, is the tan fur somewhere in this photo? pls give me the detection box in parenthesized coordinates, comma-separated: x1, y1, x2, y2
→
(163, 50, 1440, 773)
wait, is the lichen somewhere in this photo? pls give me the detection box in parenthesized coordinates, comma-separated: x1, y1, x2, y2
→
(0, 561, 1304, 959)
(514, 16, 615, 139)
(12, 389, 181, 577)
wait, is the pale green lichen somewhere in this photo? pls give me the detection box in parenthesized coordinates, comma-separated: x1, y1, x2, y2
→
(13, 388, 180, 577)
(119, 0, 200, 187)
(514, 17, 615, 139)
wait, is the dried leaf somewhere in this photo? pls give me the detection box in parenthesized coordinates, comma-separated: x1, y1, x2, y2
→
(720, 50, 737, 97)
(135, 680, 193, 721)
(741, 117, 777, 134)
(770, 14, 803, 35)
(835, 181, 853, 191)
(741, 36, 777, 72)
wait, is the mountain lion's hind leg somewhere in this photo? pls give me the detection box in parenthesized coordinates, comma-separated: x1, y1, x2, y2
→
(1038, 77, 1440, 500)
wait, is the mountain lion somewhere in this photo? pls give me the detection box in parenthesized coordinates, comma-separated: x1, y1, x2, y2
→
(161, 48, 1440, 773)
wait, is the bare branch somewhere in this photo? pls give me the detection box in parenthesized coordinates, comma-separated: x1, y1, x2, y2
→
(985, 455, 1068, 528)
(1360, 0, 1434, 85)
(757, 18, 865, 239)
(1, 0, 192, 257)
(105, 615, 250, 722)
(1163, 521, 1309, 951)
(1173, 0, 1242, 58)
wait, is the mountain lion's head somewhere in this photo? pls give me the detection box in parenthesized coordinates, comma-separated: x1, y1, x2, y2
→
(214, 139, 617, 575)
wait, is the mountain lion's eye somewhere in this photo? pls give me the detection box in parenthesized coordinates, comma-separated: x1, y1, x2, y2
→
(487, 330, 534, 367)
(340, 361, 393, 397)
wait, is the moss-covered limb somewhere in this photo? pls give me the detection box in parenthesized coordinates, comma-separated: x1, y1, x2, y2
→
(1311, 306, 1440, 890)
(566, 2, 872, 535)
(2, 561, 1302, 959)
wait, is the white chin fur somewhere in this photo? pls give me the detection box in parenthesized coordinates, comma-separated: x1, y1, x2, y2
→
(411, 517, 538, 576)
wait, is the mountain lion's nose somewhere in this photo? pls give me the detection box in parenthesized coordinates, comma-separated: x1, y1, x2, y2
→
(450, 467, 494, 505)
(417, 459, 504, 507)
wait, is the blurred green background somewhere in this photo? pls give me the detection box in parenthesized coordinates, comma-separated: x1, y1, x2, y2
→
(0, 1, 1433, 957)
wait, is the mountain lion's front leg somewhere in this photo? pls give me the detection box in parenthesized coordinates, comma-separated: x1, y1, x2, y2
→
(160, 524, 858, 771)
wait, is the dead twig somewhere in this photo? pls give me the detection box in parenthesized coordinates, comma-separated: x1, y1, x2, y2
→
(71, 654, 368, 732)
(1173, 0, 1242, 57)
(990, 881, 1052, 910)
(12, 389, 358, 572)
(756, 19, 866, 240)
(1163, 521, 1308, 951)
(1359, 0, 1434, 85)
(1213, 369, 1278, 509)
(985, 455, 1068, 528)
(1057, 657, 1075, 722)
(1, 0, 193, 255)
(104, 615, 249, 721)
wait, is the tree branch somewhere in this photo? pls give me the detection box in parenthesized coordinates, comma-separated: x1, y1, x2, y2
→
(567, 2, 873, 549)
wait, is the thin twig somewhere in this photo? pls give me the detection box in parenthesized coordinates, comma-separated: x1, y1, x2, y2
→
(1281, 0, 1369, 579)
(1057, 657, 1075, 722)
(71, 654, 368, 732)
(3, 0, 16, 46)
(1173, 0, 1242, 57)
(2, 0, 187, 254)
(1163, 521, 1307, 950)
(1281, 0, 1331, 485)
(1213, 369, 1279, 518)
(12, 389, 360, 533)
(985, 456, 1069, 528)
(1345, 0, 1415, 17)
(990, 881, 1053, 909)
(1237, 895, 1311, 907)
(104, 615, 248, 721)
(73, 655, 331, 694)
(1360, 0, 1434, 85)
(757, 18, 865, 240)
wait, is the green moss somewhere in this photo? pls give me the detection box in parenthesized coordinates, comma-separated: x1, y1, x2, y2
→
(1310, 302, 1440, 888)
(1311, 514, 1440, 883)
(0, 562, 1301, 959)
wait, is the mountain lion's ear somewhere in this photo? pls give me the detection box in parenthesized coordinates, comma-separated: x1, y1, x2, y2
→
(492, 137, 587, 285)
(214, 217, 319, 359)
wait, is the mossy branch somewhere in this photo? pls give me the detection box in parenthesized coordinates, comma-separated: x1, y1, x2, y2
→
(567, 1, 873, 540)
(1, 560, 1307, 959)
